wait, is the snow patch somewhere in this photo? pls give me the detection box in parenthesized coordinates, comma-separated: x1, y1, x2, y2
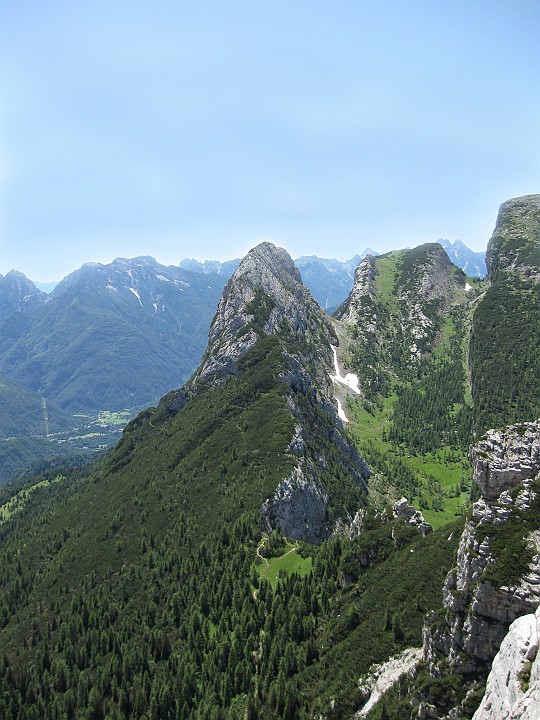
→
(129, 287, 143, 307)
(465, 282, 472, 292)
(336, 398, 349, 423)
(330, 346, 361, 394)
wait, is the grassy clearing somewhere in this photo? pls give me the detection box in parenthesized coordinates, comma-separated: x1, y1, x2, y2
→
(373, 253, 402, 306)
(257, 539, 312, 589)
(0, 475, 64, 524)
(96, 410, 132, 427)
(347, 395, 471, 528)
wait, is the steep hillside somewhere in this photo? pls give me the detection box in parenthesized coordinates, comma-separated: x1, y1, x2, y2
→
(0, 242, 381, 719)
(470, 194, 540, 435)
(362, 420, 540, 719)
(0, 256, 225, 413)
(0, 218, 536, 719)
(333, 242, 477, 525)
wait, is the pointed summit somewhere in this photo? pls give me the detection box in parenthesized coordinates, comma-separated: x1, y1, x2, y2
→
(196, 242, 335, 384)
(154, 241, 370, 542)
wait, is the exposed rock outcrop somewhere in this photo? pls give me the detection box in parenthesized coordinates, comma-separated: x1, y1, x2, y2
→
(355, 648, 423, 718)
(195, 242, 336, 386)
(423, 420, 540, 692)
(472, 605, 540, 720)
(471, 421, 540, 501)
(393, 497, 432, 536)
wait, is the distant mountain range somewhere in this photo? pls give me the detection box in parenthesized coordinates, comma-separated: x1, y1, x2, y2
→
(437, 238, 487, 277)
(0, 257, 228, 482)
(181, 249, 380, 312)
(0, 238, 486, 483)
(180, 240, 485, 312)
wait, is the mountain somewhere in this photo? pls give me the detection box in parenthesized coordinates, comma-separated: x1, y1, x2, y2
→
(0, 257, 228, 484)
(151, 241, 370, 541)
(0, 270, 46, 323)
(0, 196, 537, 719)
(0, 256, 226, 414)
(470, 194, 540, 435)
(294, 250, 378, 312)
(179, 257, 240, 280)
(437, 238, 487, 277)
(180, 250, 380, 314)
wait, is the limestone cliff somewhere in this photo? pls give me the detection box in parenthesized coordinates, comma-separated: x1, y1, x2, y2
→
(472, 604, 540, 720)
(420, 421, 540, 714)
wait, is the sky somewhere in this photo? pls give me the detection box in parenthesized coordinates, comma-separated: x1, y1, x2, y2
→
(1, 1, 539, 282)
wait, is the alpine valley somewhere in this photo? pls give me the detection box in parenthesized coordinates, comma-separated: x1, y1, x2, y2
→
(0, 195, 538, 720)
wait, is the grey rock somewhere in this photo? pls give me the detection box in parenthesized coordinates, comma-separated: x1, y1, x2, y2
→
(261, 467, 328, 544)
(423, 420, 540, 680)
(472, 605, 540, 720)
(471, 421, 540, 501)
(393, 497, 432, 536)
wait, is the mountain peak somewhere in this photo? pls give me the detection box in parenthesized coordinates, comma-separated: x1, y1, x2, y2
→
(0, 270, 46, 323)
(195, 242, 333, 384)
(234, 241, 302, 285)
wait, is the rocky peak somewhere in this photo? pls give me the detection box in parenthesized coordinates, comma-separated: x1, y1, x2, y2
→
(334, 255, 377, 325)
(195, 241, 336, 384)
(0, 270, 46, 323)
(486, 194, 540, 281)
(166, 241, 370, 543)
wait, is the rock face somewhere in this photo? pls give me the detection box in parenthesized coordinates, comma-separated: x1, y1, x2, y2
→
(423, 420, 540, 683)
(175, 242, 370, 543)
(486, 194, 540, 282)
(195, 242, 336, 385)
(355, 648, 423, 718)
(472, 605, 540, 720)
(392, 497, 432, 536)
(471, 422, 540, 501)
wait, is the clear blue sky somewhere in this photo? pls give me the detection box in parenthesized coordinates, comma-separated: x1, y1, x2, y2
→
(1, 1, 538, 281)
